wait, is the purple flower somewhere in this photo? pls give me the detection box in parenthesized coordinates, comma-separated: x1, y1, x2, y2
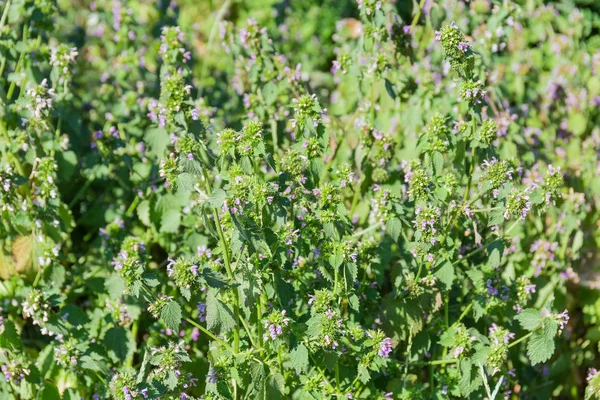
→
(206, 368, 218, 384)
(458, 41, 470, 52)
(197, 302, 207, 322)
(556, 309, 569, 332)
(378, 337, 393, 357)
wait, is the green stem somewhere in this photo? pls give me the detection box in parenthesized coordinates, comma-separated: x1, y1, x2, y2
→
(50, 117, 62, 157)
(415, 259, 433, 282)
(504, 219, 520, 235)
(348, 178, 361, 217)
(68, 177, 95, 208)
(0, 0, 10, 31)
(270, 118, 278, 156)
(7, 23, 28, 101)
(350, 221, 382, 238)
(198, 0, 232, 97)
(257, 298, 264, 356)
(452, 303, 473, 327)
(308, 352, 336, 393)
(239, 314, 259, 349)
(0, 56, 6, 78)
(184, 317, 233, 350)
(200, 161, 241, 353)
(335, 361, 341, 393)
(452, 243, 492, 266)
(507, 329, 537, 349)
(32, 266, 43, 288)
(411, 358, 458, 367)
(410, 0, 427, 31)
(125, 194, 141, 217)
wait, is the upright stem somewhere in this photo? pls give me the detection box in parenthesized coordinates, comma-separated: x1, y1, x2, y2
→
(0, 0, 10, 31)
(200, 162, 241, 353)
(7, 23, 28, 101)
(335, 361, 341, 393)
(410, 0, 427, 31)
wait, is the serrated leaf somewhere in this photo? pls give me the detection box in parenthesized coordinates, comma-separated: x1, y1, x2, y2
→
(206, 291, 236, 335)
(329, 251, 343, 269)
(439, 328, 456, 347)
(160, 301, 182, 330)
(289, 344, 309, 374)
(357, 363, 371, 384)
(487, 241, 503, 268)
(145, 127, 169, 157)
(527, 321, 558, 365)
(487, 208, 504, 227)
(349, 294, 360, 311)
(137, 200, 151, 227)
(342, 262, 357, 291)
(80, 352, 108, 374)
(202, 268, 228, 288)
(105, 327, 134, 363)
(207, 189, 227, 208)
(385, 217, 402, 242)
(160, 208, 181, 233)
(143, 273, 160, 287)
(515, 308, 542, 331)
(176, 173, 196, 191)
(434, 261, 454, 290)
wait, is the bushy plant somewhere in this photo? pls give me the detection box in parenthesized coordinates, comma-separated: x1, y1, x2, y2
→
(1, 0, 599, 399)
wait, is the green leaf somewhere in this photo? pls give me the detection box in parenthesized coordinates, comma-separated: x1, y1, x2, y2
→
(329, 250, 343, 269)
(160, 300, 182, 331)
(0, 319, 22, 350)
(434, 260, 454, 290)
(487, 241, 503, 269)
(342, 262, 358, 291)
(137, 200, 151, 227)
(206, 291, 236, 334)
(472, 295, 486, 322)
(80, 352, 108, 374)
(202, 268, 229, 288)
(39, 383, 61, 400)
(143, 273, 160, 287)
(145, 127, 170, 157)
(439, 328, 456, 347)
(165, 369, 179, 390)
(357, 363, 371, 384)
(56, 150, 78, 181)
(385, 217, 402, 242)
(432, 151, 444, 174)
(384, 78, 397, 100)
(349, 294, 360, 311)
(289, 344, 309, 374)
(515, 308, 542, 331)
(160, 209, 181, 233)
(207, 189, 227, 208)
(572, 230, 584, 255)
(527, 320, 558, 365)
(105, 327, 134, 363)
(176, 173, 196, 191)
(487, 208, 504, 227)
(262, 81, 278, 105)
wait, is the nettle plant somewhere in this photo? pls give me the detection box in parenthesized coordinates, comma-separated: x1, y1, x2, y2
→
(0, 0, 598, 399)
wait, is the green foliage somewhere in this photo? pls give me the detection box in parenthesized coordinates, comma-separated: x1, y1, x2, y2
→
(0, 0, 599, 399)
